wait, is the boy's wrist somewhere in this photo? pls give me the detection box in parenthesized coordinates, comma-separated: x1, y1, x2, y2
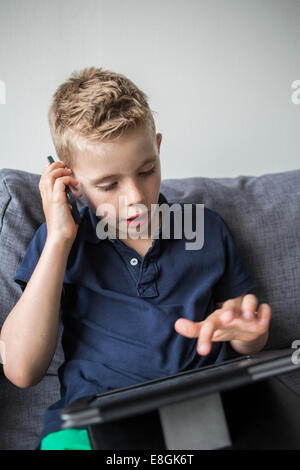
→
(230, 330, 268, 356)
(45, 234, 74, 254)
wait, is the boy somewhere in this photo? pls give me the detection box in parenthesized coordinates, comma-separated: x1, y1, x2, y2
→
(0, 67, 271, 450)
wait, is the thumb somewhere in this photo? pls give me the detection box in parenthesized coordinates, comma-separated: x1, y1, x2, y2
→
(174, 318, 201, 338)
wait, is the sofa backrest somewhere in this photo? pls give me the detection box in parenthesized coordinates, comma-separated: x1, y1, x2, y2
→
(159, 169, 300, 350)
(1, 166, 299, 450)
(0, 167, 299, 366)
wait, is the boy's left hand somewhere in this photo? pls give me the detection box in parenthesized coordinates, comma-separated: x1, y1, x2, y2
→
(174, 294, 272, 356)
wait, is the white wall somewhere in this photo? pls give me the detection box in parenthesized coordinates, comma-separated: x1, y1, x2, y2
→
(0, 0, 299, 179)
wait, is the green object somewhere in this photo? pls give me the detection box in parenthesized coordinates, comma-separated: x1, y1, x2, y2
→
(40, 427, 92, 450)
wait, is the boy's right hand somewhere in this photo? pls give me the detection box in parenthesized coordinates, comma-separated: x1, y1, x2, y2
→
(39, 160, 79, 244)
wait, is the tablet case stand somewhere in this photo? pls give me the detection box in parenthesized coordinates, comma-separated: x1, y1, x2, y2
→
(87, 392, 231, 450)
(63, 349, 300, 450)
(158, 392, 231, 450)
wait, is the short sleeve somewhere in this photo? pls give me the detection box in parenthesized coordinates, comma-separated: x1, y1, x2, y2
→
(212, 217, 255, 303)
(13, 223, 66, 306)
(14, 222, 47, 290)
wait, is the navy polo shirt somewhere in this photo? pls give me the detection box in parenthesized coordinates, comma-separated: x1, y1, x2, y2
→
(14, 191, 254, 448)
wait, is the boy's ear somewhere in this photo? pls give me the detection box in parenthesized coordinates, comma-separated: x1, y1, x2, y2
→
(156, 133, 162, 152)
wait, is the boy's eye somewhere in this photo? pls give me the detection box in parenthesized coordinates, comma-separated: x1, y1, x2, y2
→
(100, 182, 117, 192)
(97, 167, 156, 192)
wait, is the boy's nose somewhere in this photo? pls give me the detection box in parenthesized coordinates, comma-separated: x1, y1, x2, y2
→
(124, 184, 145, 208)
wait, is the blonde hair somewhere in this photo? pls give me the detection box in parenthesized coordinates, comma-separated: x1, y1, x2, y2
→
(48, 66, 157, 166)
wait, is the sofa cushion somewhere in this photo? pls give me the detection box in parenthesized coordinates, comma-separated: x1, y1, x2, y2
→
(160, 169, 300, 350)
(1, 167, 299, 356)
(0, 166, 299, 450)
(0, 374, 60, 450)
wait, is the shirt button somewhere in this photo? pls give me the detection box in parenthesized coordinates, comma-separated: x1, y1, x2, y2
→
(130, 257, 138, 266)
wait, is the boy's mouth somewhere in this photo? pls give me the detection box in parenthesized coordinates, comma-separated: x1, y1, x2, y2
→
(126, 212, 148, 226)
(127, 213, 145, 220)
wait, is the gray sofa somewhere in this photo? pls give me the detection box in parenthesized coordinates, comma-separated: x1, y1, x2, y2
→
(0, 167, 300, 450)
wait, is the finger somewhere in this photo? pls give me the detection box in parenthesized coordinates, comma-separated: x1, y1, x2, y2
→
(218, 298, 239, 324)
(40, 164, 69, 184)
(40, 167, 74, 192)
(241, 294, 258, 321)
(53, 175, 79, 194)
(221, 299, 239, 322)
(256, 303, 272, 327)
(48, 167, 72, 178)
(174, 318, 202, 338)
(44, 160, 67, 174)
(220, 308, 236, 324)
(209, 306, 238, 341)
(197, 320, 217, 355)
(49, 167, 73, 182)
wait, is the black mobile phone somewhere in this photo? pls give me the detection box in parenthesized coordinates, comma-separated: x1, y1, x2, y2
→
(47, 156, 81, 224)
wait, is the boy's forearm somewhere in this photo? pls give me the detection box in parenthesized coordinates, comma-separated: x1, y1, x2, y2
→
(1, 236, 72, 388)
(230, 330, 268, 356)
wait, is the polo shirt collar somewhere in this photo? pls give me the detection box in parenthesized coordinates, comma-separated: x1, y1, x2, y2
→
(82, 191, 176, 244)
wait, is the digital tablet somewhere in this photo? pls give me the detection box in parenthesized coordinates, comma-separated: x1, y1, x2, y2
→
(61, 347, 300, 429)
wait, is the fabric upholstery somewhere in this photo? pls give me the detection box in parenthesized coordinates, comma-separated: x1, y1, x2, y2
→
(0, 167, 299, 449)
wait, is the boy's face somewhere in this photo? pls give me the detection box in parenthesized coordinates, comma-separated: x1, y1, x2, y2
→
(71, 126, 162, 239)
